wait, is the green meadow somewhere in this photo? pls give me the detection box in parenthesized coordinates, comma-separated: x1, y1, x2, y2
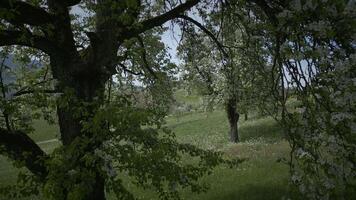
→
(0, 106, 300, 199)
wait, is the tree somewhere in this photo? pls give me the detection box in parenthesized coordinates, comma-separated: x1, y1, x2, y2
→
(240, 0, 356, 198)
(181, 0, 355, 198)
(177, 5, 264, 143)
(0, 1, 241, 199)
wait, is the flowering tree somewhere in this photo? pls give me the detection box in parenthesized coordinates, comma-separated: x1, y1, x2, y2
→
(177, 5, 265, 143)
(246, 0, 356, 198)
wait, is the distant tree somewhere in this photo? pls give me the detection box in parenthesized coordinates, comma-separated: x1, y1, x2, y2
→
(180, 1, 356, 198)
(177, 8, 264, 143)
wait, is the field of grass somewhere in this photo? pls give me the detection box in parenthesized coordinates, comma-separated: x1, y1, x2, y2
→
(121, 110, 297, 200)
(0, 119, 59, 189)
(0, 108, 298, 200)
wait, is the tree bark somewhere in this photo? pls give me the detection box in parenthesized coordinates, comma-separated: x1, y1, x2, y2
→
(55, 82, 107, 200)
(51, 56, 108, 199)
(61, 84, 106, 200)
(90, 174, 106, 200)
(226, 97, 240, 143)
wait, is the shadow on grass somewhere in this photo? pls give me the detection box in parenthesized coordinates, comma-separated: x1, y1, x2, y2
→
(204, 184, 299, 200)
(239, 118, 284, 142)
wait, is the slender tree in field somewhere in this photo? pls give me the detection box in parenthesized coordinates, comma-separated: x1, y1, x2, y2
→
(177, 6, 263, 143)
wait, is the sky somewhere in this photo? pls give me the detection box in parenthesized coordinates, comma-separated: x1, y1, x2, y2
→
(161, 24, 181, 64)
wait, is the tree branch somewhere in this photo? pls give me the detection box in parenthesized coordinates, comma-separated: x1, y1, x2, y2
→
(0, 30, 57, 56)
(50, 0, 81, 7)
(136, 36, 158, 79)
(118, 63, 143, 76)
(11, 78, 55, 96)
(12, 89, 60, 97)
(124, 0, 199, 40)
(0, 128, 48, 179)
(177, 15, 228, 58)
(0, 0, 53, 26)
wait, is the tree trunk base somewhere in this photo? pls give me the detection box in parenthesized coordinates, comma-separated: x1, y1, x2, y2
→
(229, 122, 239, 143)
(89, 175, 105, 200)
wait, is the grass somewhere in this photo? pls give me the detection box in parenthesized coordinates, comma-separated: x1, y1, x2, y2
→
(166, 110, 296, 200)
(30, 119, 59, 142)
(0, 118, 60, 189)
(108, 110, 296, 200)
(166, 110, 284, 149)
(0, 109, 297, 200)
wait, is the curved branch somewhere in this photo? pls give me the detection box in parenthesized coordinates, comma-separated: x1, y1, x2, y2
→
(50, 0, 81, 7)
(0, 30, 57, 56)
(0, 0, 53, 26)
(177, 15, 228, 58)
(124, 0, 199, 40)
(12, 89, 60, 97)
(118, 63, 143, 76)
(0, 128, 48, 179)
(11, 78, 55, 97)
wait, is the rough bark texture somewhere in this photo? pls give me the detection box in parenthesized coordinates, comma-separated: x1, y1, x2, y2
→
(46, 1, 112, 198)
(226, 97, 240, 143)
(52, 59, 108, 199)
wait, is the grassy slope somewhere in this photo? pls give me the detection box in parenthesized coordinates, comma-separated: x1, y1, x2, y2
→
(0, 119, 59, 188)
(110, 110, 296, 200)
(30, 119, 59, 142)
(0, 107, 297, 200)
(165, 92, 297, 199)
(166, 110, 295, 200)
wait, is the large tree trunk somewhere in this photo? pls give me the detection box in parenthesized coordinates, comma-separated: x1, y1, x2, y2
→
(53, 59, 108, 200)
(90, 175, 106, 200)
(226, 97, 240, 143)
(56, 85, 107, 200)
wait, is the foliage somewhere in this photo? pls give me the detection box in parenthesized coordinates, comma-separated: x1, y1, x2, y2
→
(0, 48, 56, 132)
(40, 92, 238, 200)
(245, 0, 356, 198)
